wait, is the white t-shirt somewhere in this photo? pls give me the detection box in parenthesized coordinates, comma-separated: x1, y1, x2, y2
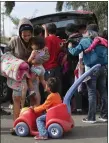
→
(79, 52, 83, 59)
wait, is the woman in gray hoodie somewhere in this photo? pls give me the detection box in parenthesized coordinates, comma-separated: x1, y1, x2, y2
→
(6, 18, 49, 133)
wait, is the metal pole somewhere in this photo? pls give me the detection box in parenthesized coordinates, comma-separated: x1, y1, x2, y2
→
(2, 12, 5, 43)
(1, 12, 5, 43)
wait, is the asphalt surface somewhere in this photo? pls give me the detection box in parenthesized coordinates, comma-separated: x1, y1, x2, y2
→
(1, 104, 108, 143)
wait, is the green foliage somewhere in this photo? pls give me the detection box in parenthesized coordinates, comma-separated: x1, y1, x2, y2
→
(4, 1, 15, 15)
(56, 1, 108, 15)
(1, 36, 10, 44)
(8, 15, 19, 26)
(56, 1, 64, 12)
(3, 1, 19, 27)
(56, 1, 108, 32)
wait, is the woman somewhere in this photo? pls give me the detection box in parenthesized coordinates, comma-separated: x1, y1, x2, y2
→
(68, 24, 108, 123)
(5, 18, 49, 133)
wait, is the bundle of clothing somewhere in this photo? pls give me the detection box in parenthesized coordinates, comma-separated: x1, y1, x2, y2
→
(0, 52, 30, 91)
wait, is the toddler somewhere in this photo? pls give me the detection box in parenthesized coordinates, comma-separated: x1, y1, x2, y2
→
(27, 36, 49, 100)
(32, 77, 62, 140)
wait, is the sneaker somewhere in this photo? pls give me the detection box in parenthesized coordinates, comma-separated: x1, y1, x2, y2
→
(34, 135, 48, 140)
(82, 118, 96, 123)
(98, 117, 108, 122)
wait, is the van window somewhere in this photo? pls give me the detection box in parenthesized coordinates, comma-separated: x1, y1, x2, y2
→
(45, 18, 96, 28)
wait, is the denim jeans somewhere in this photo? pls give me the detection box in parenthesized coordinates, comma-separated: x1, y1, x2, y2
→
(36, 114, 48, 137)
(86, 65, 108, 121)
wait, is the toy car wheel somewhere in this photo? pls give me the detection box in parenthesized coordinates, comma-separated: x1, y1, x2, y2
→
(48, 123, 63, 138)
(15, 122, 29, 137)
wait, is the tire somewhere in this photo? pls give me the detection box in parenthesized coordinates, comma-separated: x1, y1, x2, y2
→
(48, 123, 63, 139)
(15, 122, 29, 137)
(0, 76, 12, 103)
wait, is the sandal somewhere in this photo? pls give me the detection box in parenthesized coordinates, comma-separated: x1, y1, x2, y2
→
(34, 135, 48, 140)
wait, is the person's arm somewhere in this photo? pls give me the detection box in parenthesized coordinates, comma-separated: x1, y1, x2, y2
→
(40, 47, 50, 63)
(35, 37, 51, 64)
(68, 42, 83, 56)
(84, 38, 100, 53)
(28, 50, 36, 63)
(98, 37, 108, 48)
(32, 37, 51, 65)
(34, 94, 53, 113)
(45, 37, 51, 50)
(42, 24, 48, 38)
(4, 37, 15, 54)
(32, 47, 50, 65)
(68, 38, 92, 56)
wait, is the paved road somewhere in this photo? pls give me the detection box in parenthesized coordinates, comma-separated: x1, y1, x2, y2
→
(1, 107, 107, 143)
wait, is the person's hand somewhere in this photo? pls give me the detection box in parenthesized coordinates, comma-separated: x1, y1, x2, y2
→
(84, 49, 90, 53)
(29, 106, 34, 110)
(42, 24, 47, 30)
(68, 42, 73, 48)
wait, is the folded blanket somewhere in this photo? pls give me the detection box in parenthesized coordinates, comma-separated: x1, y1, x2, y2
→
(0, 52, 30, 81)
(7, 77, 27, 91)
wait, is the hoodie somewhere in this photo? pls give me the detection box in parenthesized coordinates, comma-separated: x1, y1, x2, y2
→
(6, 18, 33, 61)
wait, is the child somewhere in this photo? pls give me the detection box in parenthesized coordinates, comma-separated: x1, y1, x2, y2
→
(27, 36, 49, 102)
(84, 36, 108, 53)
(31, 77, 62, 140)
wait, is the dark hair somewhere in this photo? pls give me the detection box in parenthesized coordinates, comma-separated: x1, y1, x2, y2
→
(86, 24, 99, 32)
(102, 30, 108, 40)
(78, 24, 86, 29)
(65, 23, 78, 33)
(30, 36, 45, 50)
(47, 23, 57, 34)
(47, 77, 61, 93)
(34, 25, 44, 36)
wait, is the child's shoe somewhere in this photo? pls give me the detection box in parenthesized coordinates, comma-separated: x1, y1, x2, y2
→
(34, 135, 48, 140)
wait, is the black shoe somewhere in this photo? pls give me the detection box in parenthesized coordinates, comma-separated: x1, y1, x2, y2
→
(0, 109, 11, 115)
(72, 109, 77, 114)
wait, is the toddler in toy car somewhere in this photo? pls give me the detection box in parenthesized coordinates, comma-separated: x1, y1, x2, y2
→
(31, 77, 62, 140)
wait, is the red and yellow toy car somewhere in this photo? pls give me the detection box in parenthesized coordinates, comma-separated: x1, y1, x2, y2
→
(14, 103, 74, 138)
(13, 64, 100, 138)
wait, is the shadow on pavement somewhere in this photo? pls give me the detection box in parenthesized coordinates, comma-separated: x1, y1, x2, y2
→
(1, 128, 12, 135)
(1, 114, 13, 120)
(63, 124, 108, 140)
(1, 123, 107, 140)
